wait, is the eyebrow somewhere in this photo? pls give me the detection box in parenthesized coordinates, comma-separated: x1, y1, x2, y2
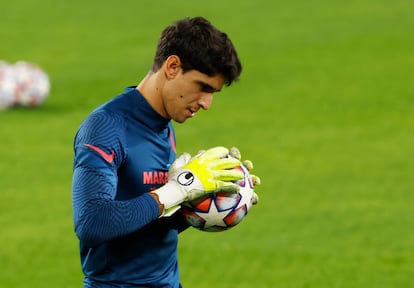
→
(197, 81, 221, 93)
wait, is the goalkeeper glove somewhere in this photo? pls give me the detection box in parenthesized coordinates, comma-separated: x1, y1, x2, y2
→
(152, 146, 244, 216)
(228, 147, 261, 205)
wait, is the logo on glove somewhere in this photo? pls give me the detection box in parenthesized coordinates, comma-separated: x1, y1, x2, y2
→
(177, 171, 195, 186)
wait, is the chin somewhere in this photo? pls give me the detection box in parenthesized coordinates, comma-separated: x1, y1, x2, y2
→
(173, 117, 186, 124)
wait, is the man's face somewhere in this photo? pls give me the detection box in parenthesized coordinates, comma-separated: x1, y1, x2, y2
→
(162, 69, 225, 123)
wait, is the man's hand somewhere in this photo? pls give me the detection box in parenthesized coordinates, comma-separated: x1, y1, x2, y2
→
(228, 147, 261, 205)
(151, 146, 244, 216)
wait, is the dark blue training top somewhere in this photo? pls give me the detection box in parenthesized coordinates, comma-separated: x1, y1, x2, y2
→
(72, 87, 186, 287)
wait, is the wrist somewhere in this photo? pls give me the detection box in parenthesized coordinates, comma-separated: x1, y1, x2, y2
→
(149, 192, 164, 216)
(152, 182, 186, 211)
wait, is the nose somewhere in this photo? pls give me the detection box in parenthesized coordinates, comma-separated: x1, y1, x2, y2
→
(198, 93, 213, 110)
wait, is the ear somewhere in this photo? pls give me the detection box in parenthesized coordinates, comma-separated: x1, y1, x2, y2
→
(164, 55, 181, 79)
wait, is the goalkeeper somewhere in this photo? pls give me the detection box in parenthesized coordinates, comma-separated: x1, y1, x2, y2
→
(72, 17, 260, 288)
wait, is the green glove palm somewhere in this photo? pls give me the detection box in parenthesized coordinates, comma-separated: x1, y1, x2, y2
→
(153, 146, 244, 216)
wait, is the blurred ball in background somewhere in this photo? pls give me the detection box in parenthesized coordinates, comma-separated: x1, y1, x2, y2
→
(0, 60, 50, 110)
(0, 61, 17, 110)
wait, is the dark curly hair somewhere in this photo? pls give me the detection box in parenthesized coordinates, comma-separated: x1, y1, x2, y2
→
(151, 17, 242, 86)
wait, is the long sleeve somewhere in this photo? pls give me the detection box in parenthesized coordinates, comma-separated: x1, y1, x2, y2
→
(72, 110, 160, 247)
(72, 165, 160, 247)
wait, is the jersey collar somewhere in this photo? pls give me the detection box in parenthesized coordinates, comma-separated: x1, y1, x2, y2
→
(125, 87, 170, 132)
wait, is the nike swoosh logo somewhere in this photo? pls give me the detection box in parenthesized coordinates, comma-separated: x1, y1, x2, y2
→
(84, 144, 115, 163)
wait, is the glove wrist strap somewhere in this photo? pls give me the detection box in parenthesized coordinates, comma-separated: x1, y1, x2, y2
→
(153, 182, 186, 211)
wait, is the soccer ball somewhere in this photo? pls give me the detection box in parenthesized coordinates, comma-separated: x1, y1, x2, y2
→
(0, 62, 17, 110)
(14, 61, 50, 107)
(181, 163, 255, 232)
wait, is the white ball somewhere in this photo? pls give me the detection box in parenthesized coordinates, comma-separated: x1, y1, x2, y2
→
(14, 61, 50, 107)
(0, 62, 17, 110)
(181, 162, 255, 232)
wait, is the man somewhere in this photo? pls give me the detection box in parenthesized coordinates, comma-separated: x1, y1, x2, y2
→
(72, 16, 259, 287)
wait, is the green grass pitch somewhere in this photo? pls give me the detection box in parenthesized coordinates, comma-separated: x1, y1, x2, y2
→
(1, 0, 414, 287)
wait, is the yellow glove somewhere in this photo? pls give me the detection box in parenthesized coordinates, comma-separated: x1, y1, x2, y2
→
(153, 146, 244, 216)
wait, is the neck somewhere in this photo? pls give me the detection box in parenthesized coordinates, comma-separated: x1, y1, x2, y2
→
(137, 71, 168, 119)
